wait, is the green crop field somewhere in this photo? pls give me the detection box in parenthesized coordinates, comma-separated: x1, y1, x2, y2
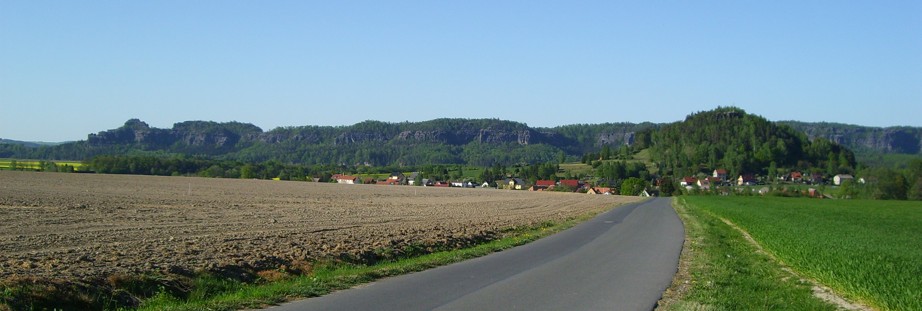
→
(684, 196, 922, 310)
(0, 158, 85, 171)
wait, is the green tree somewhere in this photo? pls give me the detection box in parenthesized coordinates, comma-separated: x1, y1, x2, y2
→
(204, 164, 225, 178)
(620, 177, 647, 196)
(240, 164, 255, 179)
(659, 178, 676, 197)
(871, 168, 908, 200)
(601, 145, 611, 160)
(908, 177, 922, 201)
(839, 180, 860, 199)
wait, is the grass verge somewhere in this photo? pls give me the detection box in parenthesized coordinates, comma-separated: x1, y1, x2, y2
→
(656, 197, 838, 310)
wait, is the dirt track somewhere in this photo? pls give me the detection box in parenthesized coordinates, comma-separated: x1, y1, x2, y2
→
(0, 170, 640, 283)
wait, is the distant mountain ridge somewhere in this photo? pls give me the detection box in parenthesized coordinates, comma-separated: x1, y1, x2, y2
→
(779, 121, 922, 155)
(0, 138, 68, 148)
(0, 118, 657, 165)
(1, 113, 919, 166)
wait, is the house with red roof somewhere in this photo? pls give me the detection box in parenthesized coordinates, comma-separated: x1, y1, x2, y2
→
(713, 169, 728, 181)
(559, 179, 581, 189)
(680, 177, 698, 187)
(536, 180, 556, 187)
(790, 171, 803, 182)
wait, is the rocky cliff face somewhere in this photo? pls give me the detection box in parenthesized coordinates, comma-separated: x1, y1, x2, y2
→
(596, 131, 635, 146)
(781, 122, 922, 155)
(85, 119, 555, 149)
(87, 119, 261, 150)
(87, 119, 170, 146)
(78, 119, 922, 160)
(476, 129, 533, 145)
(333, 132, 390, 145)
(395, 130, 450, 143)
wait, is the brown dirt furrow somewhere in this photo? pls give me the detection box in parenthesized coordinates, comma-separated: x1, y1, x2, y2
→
(0, 170, 640, 285)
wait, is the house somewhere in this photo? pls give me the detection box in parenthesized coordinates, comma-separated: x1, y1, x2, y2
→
(809, 173, 825, 185)
(407, 172, 420, 185)
(697, 178, 711, 190)
(680, 177, 698, 187)
(335, 175, 358, 184)
(713, 169, 728, 181)
(420, 178, 434, 187)
(433, 181, 451, 187)
(505, 178, 526, 190)
(790, 171, 803, 182)
(587, 187, 613, 195)
(697, 177, 720, 190)
(834, 174, 855, 186)
(559, 179, 580, 189)
(536, 180, 556, 188)
(387, 172, 406, 185)
(450, 181, 475, 188)
(737, 174, 756, 186)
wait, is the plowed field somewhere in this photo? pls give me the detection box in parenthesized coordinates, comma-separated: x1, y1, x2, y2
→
(0, 171, 640, 284)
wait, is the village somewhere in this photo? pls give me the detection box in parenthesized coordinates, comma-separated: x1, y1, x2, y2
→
(329, 172, 623, 194)
(329, 168, 861, 198)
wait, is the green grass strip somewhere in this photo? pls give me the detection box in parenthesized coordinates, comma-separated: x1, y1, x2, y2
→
(687, 196, 922, 311)
(661, 197, 837, 311)
(132, 216, 593, 311)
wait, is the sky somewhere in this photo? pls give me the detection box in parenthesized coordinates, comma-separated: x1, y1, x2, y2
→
(2, 1, 920, 142)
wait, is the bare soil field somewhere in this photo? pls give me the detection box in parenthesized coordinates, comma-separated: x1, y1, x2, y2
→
(0, 171, 640, 285)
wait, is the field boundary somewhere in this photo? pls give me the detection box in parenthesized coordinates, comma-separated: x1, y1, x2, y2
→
(717, 216, 872, 311)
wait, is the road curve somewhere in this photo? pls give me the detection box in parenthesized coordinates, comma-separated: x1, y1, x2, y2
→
(267, 197, 684, 311)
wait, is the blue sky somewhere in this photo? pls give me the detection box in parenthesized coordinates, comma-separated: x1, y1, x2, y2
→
(2, 1, 920, 142)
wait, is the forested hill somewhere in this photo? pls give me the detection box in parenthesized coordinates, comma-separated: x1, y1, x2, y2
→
(638, 107, 856, 178)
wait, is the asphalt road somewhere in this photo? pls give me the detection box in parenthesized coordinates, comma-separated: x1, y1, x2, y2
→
(267, 197, 684, 311)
